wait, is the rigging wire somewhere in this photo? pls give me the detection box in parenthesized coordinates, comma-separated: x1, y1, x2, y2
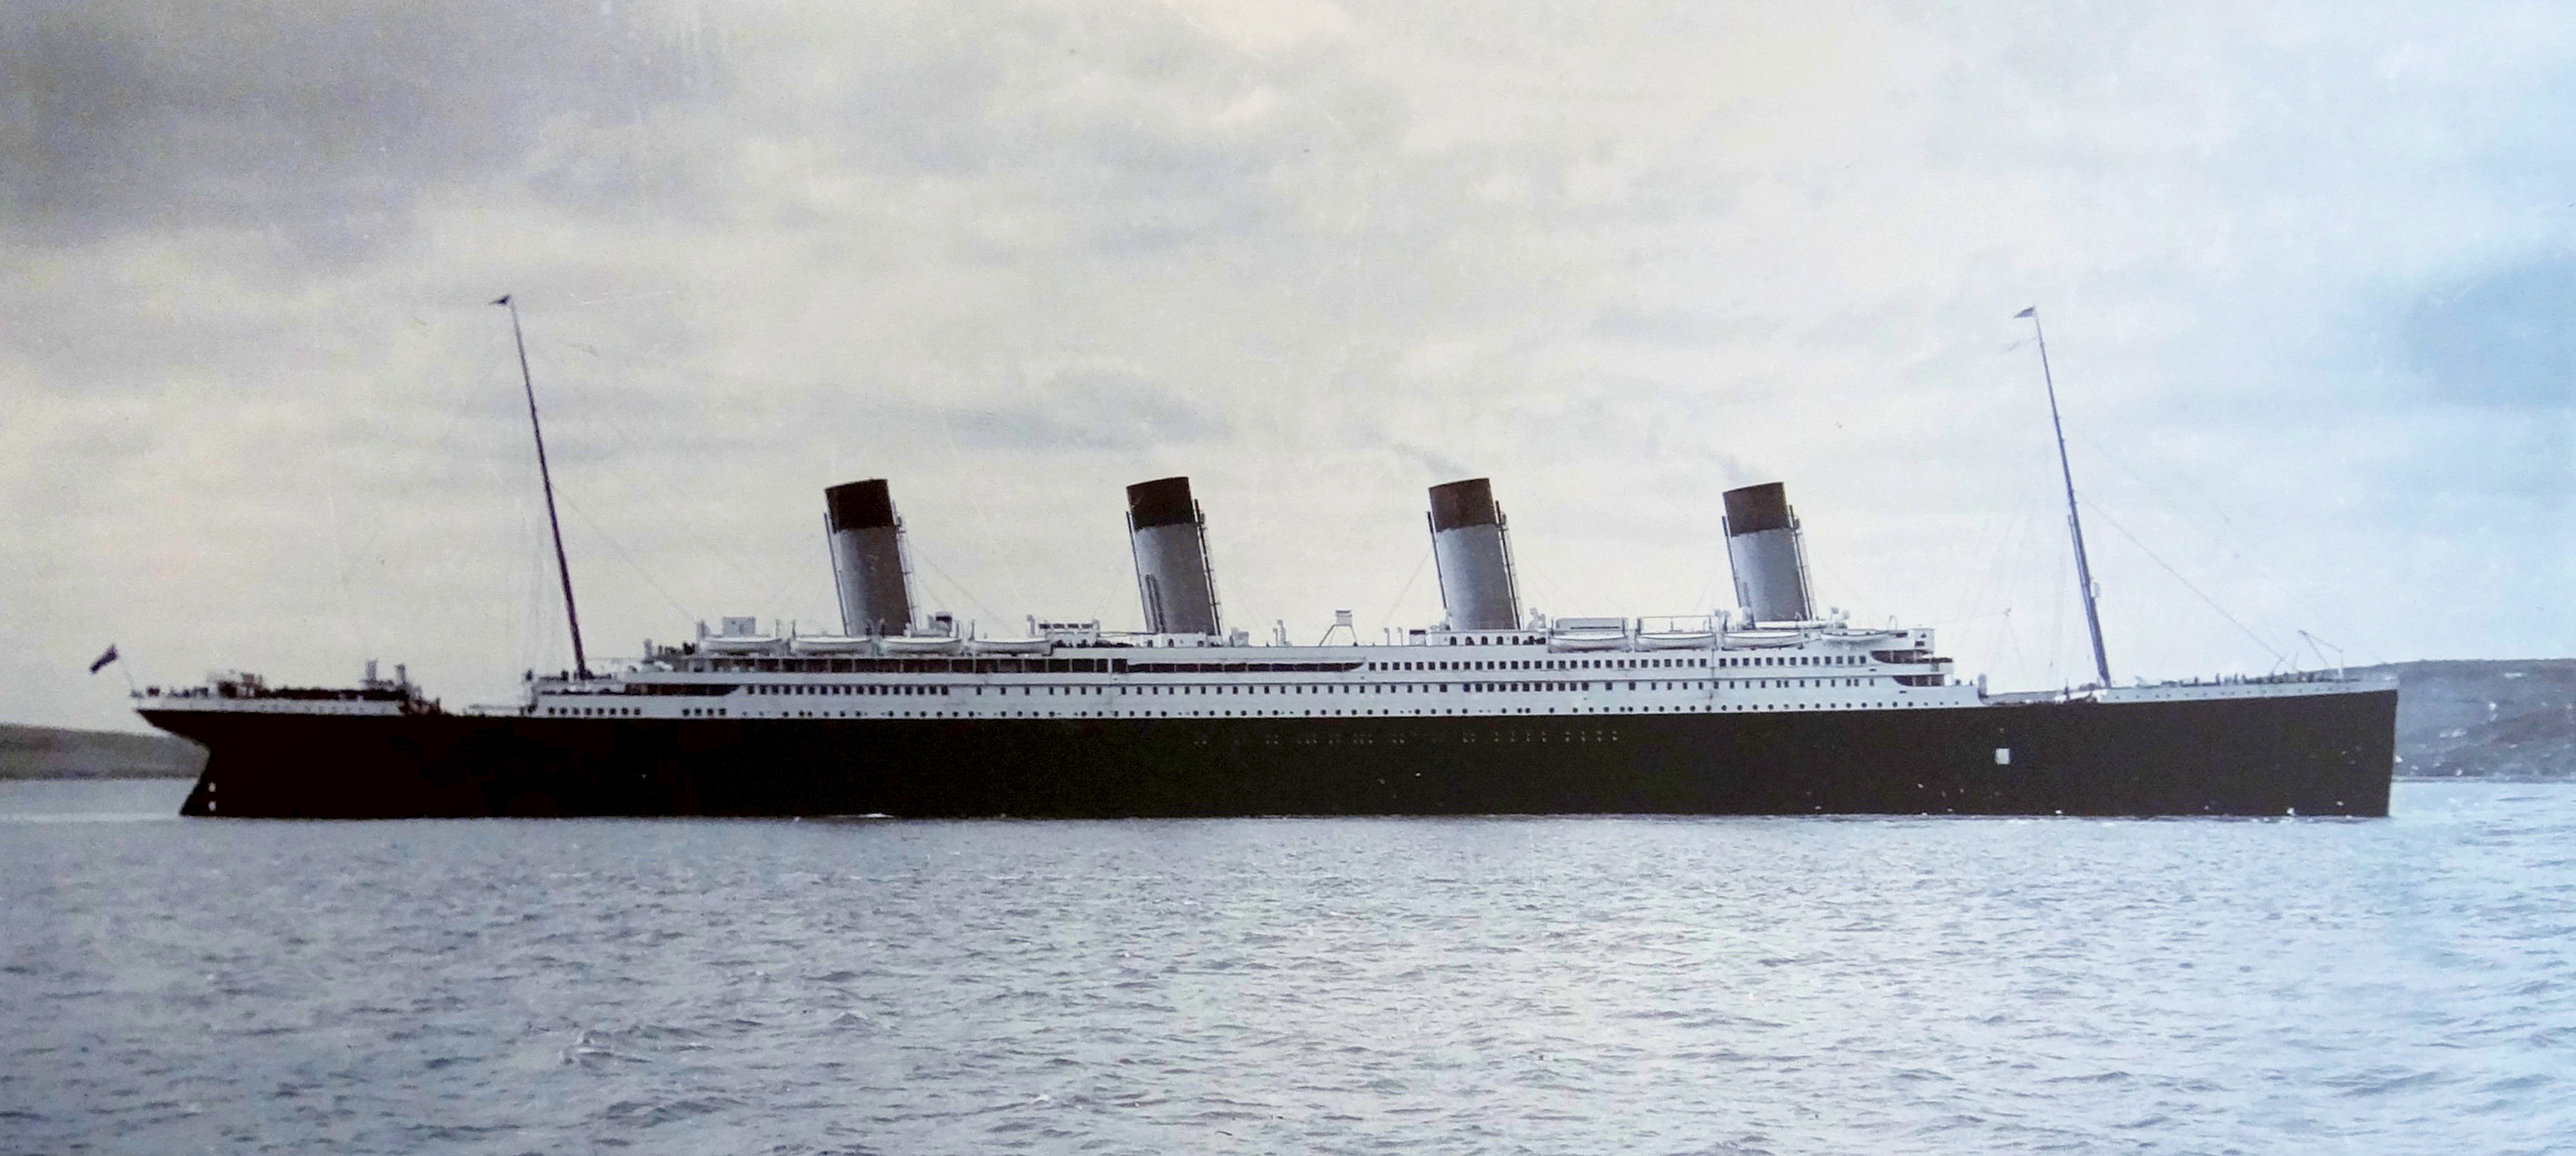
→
(2040, 513, 2068, 690)
(512, 485, 562, 678)
(560, 494, 701, 627)
(929, 366, 1038, 615)
(522, 328, 1083, 637)
(1374, 547, 1433, 633)
(522, 340, 798, 605)
(2079, 497, 2290, 667)
(907, 545, 1010, 627)
(1963, 503, 2035, 673)
(1686, 561, 1723, 619)
(1511, 548, 1588, 620)
(2066, 425, 2386, 665)
(477, 326, 697, 667)
(732, 514, 841, 625)
(1952, 473, 2074, 691)
(320, 481, 373, 663)
(463, 345, 562, 679)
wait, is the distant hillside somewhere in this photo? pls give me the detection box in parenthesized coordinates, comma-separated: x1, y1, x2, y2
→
(2361, 659, 2576, 780)
(0, 724, 205, 779)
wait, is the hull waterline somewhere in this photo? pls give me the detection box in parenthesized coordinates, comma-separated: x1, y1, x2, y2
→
(150, 687, 2395, 820)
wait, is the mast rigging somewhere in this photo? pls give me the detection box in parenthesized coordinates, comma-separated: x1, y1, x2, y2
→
(494, 294, 591, 680)
(2020, 306, 2112, 688)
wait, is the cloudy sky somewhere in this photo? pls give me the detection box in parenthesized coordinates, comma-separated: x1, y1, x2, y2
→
(6, 0, 2574, 732)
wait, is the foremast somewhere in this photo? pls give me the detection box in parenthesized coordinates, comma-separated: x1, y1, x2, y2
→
(494, 294, 591, 680)
(2019, 306, 2112, 689)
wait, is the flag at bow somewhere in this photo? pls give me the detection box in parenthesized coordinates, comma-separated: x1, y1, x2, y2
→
(88, 645, 119, 674)
(2014, 306, 2036, 318)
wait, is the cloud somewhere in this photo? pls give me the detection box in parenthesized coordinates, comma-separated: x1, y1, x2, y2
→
(14, 0, 2576, 732)
(1382, 440, 1475, 484)
(0, 0, 722, 255)
(2405, 256, 2576, 409)
(941, 368, 1229, 451)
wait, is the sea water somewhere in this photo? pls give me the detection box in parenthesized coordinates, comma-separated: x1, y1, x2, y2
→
(3, 779, 2570, 1155)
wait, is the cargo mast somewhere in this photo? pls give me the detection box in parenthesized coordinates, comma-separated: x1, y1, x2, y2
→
(2019, 306, 2111, 688)
(494, 294, 590, 680)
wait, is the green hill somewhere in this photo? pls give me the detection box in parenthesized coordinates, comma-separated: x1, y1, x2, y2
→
(2359, 659, 2576, 780)
(0, 724, 206, 779)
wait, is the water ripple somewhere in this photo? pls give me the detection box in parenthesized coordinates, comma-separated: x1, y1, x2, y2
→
(3, 780, 2574, 1154)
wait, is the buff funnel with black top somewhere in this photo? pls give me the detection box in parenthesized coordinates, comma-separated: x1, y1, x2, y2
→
(1427, 478, 1522, 631)
(1722, 481, 1813, 625)
(823, 478, 915, 637)
(1125, 477, 1222, 636)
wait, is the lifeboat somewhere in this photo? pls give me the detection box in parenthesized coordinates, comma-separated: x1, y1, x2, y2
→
(1545, 616, 1629, 652)
(788, 635, 876, 655)
(965, 637, 1049, 655)
(701, 635, 781, 655)
(879, 635, 965, 655)
(1546, 628, 1628, 652)
(1632, 615, 1718, 650)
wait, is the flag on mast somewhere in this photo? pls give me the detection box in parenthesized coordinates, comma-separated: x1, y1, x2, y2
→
(88, 645, 119, 674)
(2014, 306, 2036, 318)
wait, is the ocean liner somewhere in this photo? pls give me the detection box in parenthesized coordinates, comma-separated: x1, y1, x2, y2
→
(136, 306, 2396, 819)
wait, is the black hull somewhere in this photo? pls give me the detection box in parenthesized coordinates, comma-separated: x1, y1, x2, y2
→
(148, 688, 2397, 819)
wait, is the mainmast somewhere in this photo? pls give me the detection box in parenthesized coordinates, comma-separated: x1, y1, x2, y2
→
(2018, 306, 2111, 688)
(494, 294, 590, 680)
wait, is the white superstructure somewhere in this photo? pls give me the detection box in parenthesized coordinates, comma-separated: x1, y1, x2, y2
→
(133, 474, 2384, 725)
(510, 617, 1981, 720)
